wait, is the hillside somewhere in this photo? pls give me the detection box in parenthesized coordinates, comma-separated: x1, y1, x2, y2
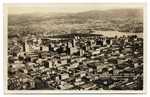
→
(72, 9, 143, 20)
(8, 9, 143, 25)
(8, 9, 143, 39)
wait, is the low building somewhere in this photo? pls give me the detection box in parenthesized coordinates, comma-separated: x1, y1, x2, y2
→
(90, 50, 100, 55)
(59, 73, 69, 80)
(80, 83, 96, 90)
(42, 45, 49, 51)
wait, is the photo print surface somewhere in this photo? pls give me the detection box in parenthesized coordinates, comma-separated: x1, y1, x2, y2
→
(3, 3, 146, 93)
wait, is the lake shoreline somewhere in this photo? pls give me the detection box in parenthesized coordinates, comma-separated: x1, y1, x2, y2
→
(92, 31, 143, 38)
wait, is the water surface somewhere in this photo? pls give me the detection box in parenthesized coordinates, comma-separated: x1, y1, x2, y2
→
(92, 31, 143, 38)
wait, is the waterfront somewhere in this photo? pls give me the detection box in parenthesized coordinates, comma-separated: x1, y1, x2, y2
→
(92, 31, 143, 38)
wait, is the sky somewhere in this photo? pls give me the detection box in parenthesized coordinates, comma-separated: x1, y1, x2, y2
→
(5, 3, 145, 14)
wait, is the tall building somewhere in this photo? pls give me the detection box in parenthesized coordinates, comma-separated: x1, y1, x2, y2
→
(67, 42, 72, 48)
(106, 38, 110, 44)
(42, 60, 52, 68)
(57, 46, 67, 54)
(96, 40, 103, 46)
(68, 47, 77, 55)
(50, 43, 55, 48)
(79, 49, 84, 56)
(82, 46, 90, 51)
(75, 36, 80, 40)
(23, 39, 31, 53)
(37, 39, 42, 45)
(72, 39, 76, 47)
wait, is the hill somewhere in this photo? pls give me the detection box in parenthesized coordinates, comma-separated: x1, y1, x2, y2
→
(8, 9, 143, 25)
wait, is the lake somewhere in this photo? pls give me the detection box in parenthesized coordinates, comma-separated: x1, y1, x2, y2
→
(92, 31, 143, 38)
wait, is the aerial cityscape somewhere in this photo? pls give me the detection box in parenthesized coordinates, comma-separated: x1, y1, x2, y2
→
(6, 5, 144, 90)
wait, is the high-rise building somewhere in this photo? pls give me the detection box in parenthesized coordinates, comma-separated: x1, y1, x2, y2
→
(42, 60, 52, 68)
(23, 39, 31, 53)
(106, 38, 113, 45)
(79, 49, 84, 56)
(37, 39, 42, 45)
(82, 46, 90, 51)
(67, 42, 72, 48)
(68, 47, 77, 55)
(74, 36, 80, 40)
(72, 39, 76, 47)
(96, 40, 103, 46)
(50, 43, 55, 48)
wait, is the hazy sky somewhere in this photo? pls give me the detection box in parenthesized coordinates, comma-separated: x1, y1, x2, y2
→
(6, 3, 145, 14)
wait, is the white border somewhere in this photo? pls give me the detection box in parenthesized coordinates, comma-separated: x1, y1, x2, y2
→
(1, 1, 150, 97)
(3, 3, 147, 94)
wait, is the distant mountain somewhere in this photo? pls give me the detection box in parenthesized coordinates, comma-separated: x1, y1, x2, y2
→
(8, 9, 143, 25)
(8, 12, 71, 25)
(74, 9, 143, 19)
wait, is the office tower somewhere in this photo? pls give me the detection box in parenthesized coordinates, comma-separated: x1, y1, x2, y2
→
(72, 39, 76, 47)
(96, 40, 103, 46)
(68, 47, 77, 55)
(79, 49, 84, 56)
(23, 39, 30, 53)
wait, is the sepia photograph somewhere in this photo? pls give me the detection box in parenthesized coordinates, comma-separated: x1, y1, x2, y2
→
(3, 3, 146, 93)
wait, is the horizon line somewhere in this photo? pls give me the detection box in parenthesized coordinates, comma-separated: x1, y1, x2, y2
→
(8, 8, 143, 15)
